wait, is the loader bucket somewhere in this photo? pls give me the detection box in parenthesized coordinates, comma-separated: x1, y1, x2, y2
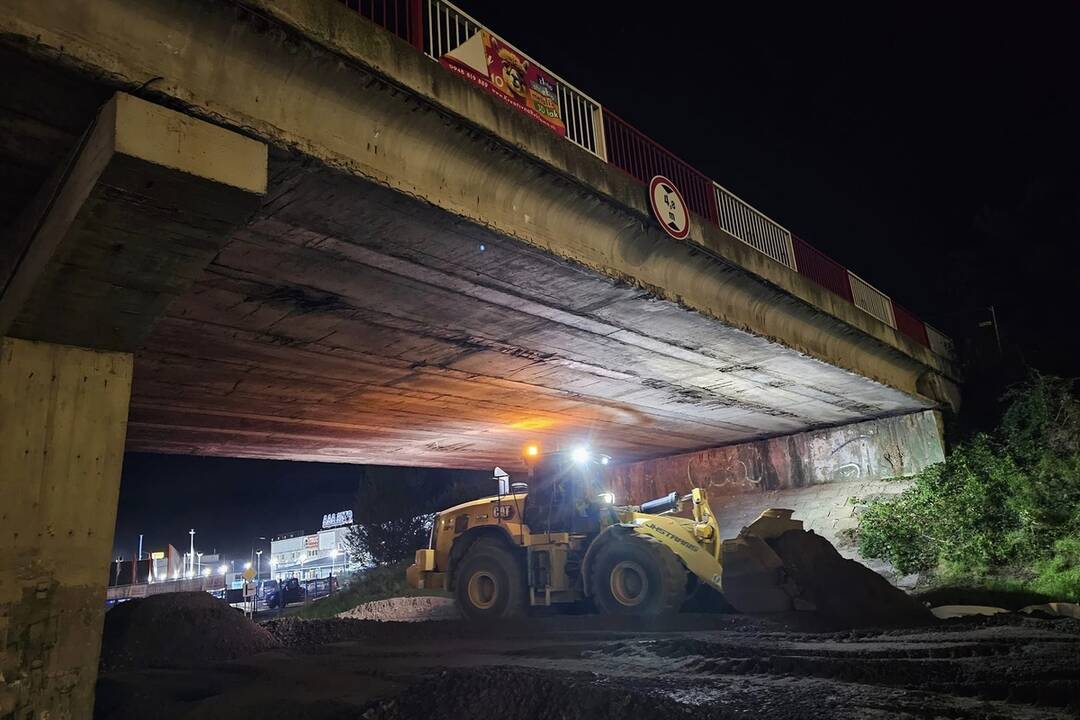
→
(718, 509, 804, 614)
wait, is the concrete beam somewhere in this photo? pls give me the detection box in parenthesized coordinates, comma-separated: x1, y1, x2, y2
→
(0, 337, 132, 719)
(0, 91, 266, 352)
(0, 0, 959, 410)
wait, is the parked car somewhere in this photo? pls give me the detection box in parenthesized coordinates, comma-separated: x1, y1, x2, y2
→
(265, 577, 306, 608)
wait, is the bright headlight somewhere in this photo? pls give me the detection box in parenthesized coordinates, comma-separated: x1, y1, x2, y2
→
(571, 446, 590, 463)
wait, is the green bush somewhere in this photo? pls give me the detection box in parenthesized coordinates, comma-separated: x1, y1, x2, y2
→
(857, 373, 1080, 598)
(1031, 535, 1080, 601)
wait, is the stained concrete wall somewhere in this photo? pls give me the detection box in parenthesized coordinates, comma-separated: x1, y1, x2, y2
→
(605, 410, 945, 573)
(0, 337, 132, 719)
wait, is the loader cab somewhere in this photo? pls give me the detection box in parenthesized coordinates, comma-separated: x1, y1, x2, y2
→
(522, 449, 610, 536)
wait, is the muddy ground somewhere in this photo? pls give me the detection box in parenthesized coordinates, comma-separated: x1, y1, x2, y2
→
(95, 610, 1080, 719)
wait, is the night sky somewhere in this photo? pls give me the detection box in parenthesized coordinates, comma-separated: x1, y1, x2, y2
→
(113, 2, 1080, 559)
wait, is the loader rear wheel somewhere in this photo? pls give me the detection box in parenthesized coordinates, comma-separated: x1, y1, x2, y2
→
(590, 534, 686, 616)
(454, 538, 526, 621)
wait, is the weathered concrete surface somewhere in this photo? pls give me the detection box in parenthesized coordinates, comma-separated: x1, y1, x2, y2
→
(0, 91, 267, 352)
(0, 94, 264, 720)
(0, 0, 957, 466)
(0, 337, 132, 720)
(605, 409, 944, 569)
(123, 158, 934, 465)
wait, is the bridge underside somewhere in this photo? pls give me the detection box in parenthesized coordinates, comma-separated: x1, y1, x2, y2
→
(0, 46, 931, 470)
(126, 153, 928, 467)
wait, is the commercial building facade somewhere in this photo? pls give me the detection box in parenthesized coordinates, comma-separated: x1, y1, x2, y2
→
(269, 525, 351, 581)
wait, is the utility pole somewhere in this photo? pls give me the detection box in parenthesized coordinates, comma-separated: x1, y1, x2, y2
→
(988, 305, 1002, 357)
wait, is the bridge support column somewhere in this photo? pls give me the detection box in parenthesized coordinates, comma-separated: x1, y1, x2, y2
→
(0, 90, 265, 719)
(0, 337, 132, 719)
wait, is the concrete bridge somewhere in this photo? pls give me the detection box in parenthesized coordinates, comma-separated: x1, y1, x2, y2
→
(0, 0, 959, 716)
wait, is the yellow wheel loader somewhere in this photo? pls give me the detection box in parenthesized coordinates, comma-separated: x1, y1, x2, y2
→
(406, 447, 805, 619)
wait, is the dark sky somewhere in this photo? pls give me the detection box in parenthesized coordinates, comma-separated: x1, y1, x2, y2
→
(114, 3, 1080, 558)
(112, 454, 360, 561)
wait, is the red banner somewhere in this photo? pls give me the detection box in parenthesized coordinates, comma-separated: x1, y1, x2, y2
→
(440, 30, 566, 136)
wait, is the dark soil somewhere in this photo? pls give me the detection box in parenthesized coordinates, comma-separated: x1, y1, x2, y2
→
(100, 592, 280, 671)
(768, 530, 935, 627)
(98, 610, 1080, 720)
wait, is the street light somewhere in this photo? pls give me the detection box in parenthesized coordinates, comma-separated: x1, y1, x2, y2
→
(188, 529, 196, 575)
(330, 548, 341, 577)
(218, 564, 228, 576)
(255, 549, 263, 582)
(196, 551, 203, 574)
(243, 561, 252, 571)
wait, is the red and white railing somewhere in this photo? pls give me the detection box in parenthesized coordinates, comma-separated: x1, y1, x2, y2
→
(337, 0, 951, 357)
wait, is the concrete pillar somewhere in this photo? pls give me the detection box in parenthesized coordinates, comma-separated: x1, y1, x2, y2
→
(0, 337, 132, 718)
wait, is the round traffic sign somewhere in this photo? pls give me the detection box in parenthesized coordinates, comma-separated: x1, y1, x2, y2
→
(648, 175, 690, 240)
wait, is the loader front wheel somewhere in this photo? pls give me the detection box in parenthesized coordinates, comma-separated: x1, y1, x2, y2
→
(454, 538, 526, 621)
(590, 535, 686, 616)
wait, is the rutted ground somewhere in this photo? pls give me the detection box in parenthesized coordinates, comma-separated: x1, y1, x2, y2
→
(96, 610, 1080, 719)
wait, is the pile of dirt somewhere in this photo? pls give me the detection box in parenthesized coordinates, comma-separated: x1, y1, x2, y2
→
(263, 616, 378, 646)
(100, 592, 279, 671)
(768, 530, 935, 628)
(337, 596, 458, 622)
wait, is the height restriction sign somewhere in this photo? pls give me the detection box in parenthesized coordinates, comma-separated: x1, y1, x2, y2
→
(648, 176, 690, 240)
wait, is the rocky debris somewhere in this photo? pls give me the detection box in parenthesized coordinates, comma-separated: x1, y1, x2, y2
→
(262, 617, 376, 647)
(100, 592, 279, 671)
(338, 596, 458, 622)
(767, 530, 935, 627)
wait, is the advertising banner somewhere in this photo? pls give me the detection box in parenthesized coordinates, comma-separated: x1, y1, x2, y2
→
(440, 30, 566, 136)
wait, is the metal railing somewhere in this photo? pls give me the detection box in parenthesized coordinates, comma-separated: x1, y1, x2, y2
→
(339, 0, 420, 46)
(558, 84, 605, 158)
(848, 272, 895, 327)
(106, 575, 225, 602)
(791, 235, 853, 301)
(422, 0, 479, 57)
(926, 324, 955, 358)
(334, 0, 954, 357)
(714, 183, 796, 269)
(419, 0, 604, 157)
(603, 108, 717, 222)
(893, 303, 930, 346)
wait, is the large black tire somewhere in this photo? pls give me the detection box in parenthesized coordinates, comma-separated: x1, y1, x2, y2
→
(589, 534, 687, 616)
(454, 538, 526, 621)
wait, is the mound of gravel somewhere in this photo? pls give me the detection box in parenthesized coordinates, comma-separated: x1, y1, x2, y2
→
(768, 530, 934, 628)
(100, 592, 279, 671)
(338, 596, 459, 622)
(263, 616, 379, 647)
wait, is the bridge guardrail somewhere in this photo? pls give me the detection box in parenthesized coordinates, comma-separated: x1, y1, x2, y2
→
(713, 183, 796, 269)
(337, 0, 953, 359)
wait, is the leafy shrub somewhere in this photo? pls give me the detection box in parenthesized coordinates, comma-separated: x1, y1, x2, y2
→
(1031, 535, 1080, 601)
(857, 373, 1080, 596)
